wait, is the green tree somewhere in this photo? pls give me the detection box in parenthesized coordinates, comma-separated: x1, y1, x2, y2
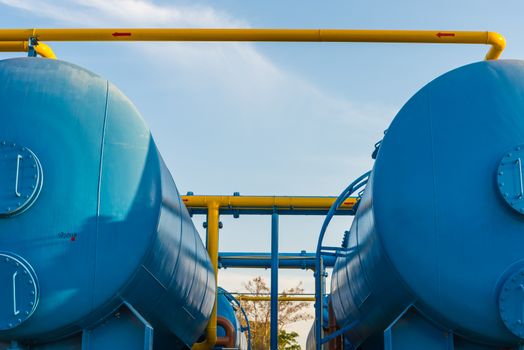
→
(237, 276, 311, 350)
(278, 330, 301, 350)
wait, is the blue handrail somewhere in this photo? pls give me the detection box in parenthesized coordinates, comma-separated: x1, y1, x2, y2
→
(314, 171, 370, 350)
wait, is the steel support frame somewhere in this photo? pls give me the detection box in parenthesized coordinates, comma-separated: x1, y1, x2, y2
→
(184, 195, 356, 350)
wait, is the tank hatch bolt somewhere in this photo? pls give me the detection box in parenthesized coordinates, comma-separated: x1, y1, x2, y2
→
(203, 222, 208, 229)
(219, 222, 223, 229)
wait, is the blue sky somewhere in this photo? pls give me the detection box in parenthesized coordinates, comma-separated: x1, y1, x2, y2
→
(1, 0, 523, 345)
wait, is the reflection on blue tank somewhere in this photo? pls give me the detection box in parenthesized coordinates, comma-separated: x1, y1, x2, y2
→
(0, 58, 215, 350)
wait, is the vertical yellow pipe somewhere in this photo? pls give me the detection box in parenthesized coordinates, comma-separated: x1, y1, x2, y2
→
(192, 201, 219, 350)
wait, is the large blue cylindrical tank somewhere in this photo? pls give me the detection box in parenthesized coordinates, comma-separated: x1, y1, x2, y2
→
(0, 58, 215, 348)
(331, 60, 524, 348)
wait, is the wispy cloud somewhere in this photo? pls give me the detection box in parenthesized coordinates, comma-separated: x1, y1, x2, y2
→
(0, 0, 246, 27)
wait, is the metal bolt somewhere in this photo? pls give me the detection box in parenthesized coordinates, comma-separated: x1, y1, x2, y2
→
(28, 280, 33, 284)
(500, 171, 504, 175)
(24, 311, 29, 316)
(29, 302, 34, 306)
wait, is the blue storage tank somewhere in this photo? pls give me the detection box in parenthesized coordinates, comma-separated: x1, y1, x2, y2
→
(0, 58, 215, 349)
(330, 60, 524, 349)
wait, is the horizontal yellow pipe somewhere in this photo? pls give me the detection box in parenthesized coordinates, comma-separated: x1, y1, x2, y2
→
(0, 41, 56, 59)
(181, 195, 357, 211)
(236, 295, 315, 302)
(0, 41, 27, 52)
(0, 28, 505, 59)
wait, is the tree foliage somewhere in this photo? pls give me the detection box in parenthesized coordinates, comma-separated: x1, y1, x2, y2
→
(237, 276, 312, 350)
(278, 330, 301, 350)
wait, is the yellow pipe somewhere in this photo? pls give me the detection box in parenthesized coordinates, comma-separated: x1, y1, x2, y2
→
(34, 42, 57, 59)
(181, 195, 357, 211)
(236, 295, 315, 302)
(0, 41, 28, 52)
(192, 201, 219, 350)
(0, 41, 56, 59)
(0, 28, 505, 60)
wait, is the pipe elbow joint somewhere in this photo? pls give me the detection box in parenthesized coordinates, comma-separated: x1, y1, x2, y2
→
(485, 31, 506, 60)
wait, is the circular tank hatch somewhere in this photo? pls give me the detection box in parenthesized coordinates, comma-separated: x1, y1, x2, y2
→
(0, 142, 43, 217)
(0, 252, 39, 330)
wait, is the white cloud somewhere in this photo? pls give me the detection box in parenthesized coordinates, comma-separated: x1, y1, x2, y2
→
(0, 0, 246, 27)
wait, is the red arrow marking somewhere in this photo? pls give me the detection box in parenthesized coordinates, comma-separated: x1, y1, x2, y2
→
(436, 32, 455, 38)
(112, 32, 132, 37)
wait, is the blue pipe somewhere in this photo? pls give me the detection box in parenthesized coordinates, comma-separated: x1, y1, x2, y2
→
(218, 252, 337, 269)
(314, 171, 370, 350)
(270, 212, 279, 350)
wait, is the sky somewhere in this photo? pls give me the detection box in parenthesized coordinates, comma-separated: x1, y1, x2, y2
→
(1, 0, 524, 346)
